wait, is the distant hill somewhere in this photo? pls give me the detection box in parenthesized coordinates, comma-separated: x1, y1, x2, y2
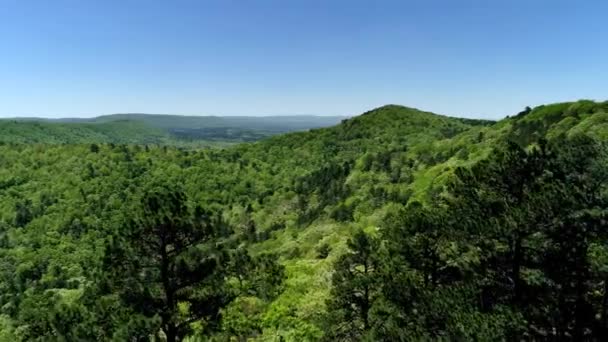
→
(0, 114, 345, 146)
(0, 120, 170, 145)
(87, 113, 345, 131)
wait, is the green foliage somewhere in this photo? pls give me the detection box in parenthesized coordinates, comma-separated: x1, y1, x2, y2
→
(324, 133, 608, 340)
(315, 243, 331, 259)
(324, 230, 381, 341)
(0, 100, 607, 340)
(101, 185, 234, 341)
(0, 114, 344, 147)
(0, 120, 172, 145)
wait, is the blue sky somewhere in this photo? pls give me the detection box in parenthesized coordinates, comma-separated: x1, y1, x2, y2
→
(0, 0, 606, 119)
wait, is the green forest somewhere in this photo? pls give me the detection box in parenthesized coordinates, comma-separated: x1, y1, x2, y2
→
(0, 114, 344, 147)
(1, 100, 608, 341)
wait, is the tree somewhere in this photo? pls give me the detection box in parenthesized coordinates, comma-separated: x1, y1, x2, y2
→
(228, 247, 285, 300)
(377, 201, 516, 340)
(537, 135, 608, 339)
(316, 243, 331, 259)
(14, 199, 33, 228)
(325, 230, 380, 341)
(102, 185, 234, 342)
(90, 143, 100, 153)
(447, 135, 608, 339)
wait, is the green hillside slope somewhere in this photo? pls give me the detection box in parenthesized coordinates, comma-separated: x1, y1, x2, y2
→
(0, 120, 172, 145)
(0, 100, 606, 340)
(222, 100, 608, 339)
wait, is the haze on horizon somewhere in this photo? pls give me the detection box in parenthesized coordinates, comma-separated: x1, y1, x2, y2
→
(0, 0, 606, 120)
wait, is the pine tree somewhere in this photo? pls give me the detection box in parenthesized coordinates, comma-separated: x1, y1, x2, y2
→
(102, 185, 233, 341)
(325, 230, 380, 341)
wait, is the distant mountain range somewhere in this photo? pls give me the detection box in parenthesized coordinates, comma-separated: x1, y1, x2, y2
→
(0, 113, 346, 146)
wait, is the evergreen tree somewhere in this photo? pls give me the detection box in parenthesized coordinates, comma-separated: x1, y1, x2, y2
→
(102, 185, 233, 341)
(325, 230, 380, 341)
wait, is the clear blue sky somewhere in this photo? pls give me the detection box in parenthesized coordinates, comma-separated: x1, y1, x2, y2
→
(0, 0, 606, 119)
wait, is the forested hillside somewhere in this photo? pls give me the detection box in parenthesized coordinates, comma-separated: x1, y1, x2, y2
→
(1, 100, 607, 341)
(1, 114, 344, 146)
(0, 120, 173, 146)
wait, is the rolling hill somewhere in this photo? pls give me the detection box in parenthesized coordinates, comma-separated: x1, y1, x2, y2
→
(0, 114, 345, 146)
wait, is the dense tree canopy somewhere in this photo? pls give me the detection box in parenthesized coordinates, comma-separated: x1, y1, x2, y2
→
(325, 134, 608, 340)
(0, 100, 607, 340)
